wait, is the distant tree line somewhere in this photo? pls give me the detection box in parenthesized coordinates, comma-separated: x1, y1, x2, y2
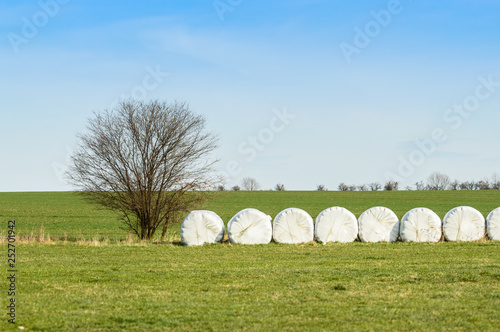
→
(217, 172, 500, 192)
(337, 181, 398, 191)
(336, 172, 500, 192)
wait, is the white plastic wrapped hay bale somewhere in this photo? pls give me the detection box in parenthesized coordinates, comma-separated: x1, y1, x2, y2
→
(180, 210, 225, 246)
(400, 208, 442, 242)
(486, 207, 500, 241)
(273, 208, 314, 244)
(314, 207, 358, 244)
(227, 208, 272, 245)
(358, 207, 399, 243)
(443, 206, 485, 242)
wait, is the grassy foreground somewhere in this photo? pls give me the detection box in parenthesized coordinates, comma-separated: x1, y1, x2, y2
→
(1, 191, 500, 331)
(4, 242, 500, 331)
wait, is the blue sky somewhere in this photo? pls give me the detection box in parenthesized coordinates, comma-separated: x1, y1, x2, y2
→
(1, 0, 500, 191)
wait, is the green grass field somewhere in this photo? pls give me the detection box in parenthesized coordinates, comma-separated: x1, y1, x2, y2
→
(1, 190, 499, 241)
(1, 191, 500, 331)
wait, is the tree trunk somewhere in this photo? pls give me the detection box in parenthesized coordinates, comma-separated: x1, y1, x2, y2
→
(161, 223, 168, 241)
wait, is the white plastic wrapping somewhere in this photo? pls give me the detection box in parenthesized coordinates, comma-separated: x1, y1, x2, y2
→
(314, 207, 358, 244)
(358, 207, 399, 243)
(443, 206, 485, 242)
(486, 207, 500, 241)
(227, 208, 272, 245)
(400, 208, 442, 242)
(272, 208, 314, 244)
(180, 210, 225, 246)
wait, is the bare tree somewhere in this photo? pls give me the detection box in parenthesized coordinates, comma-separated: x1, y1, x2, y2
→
(232, 185, 241, 191)
(427, 172, 451, 190)
(476, 179, 491, 190)
(449, 180, 460, 190)
(414, 181, 424, 190)
(460, 181, 475, 190)
(384, 180, 399, 191)
(357, 184, 368, 191)
(316, 184, 327, 191)
(338, 183, 349, 191)
(217, 185, 226, 191)
(275, 183, 286, 191)
(369, 182, 381, 191)
(241, 177, 261, 191)
(68, 100, 219, 240)
(492, 174, 500, 190)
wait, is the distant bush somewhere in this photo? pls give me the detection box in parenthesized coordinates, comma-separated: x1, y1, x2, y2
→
(316, 184, 327, 191)
(384, 181, 399, 191)
(275, 184, 286, 191)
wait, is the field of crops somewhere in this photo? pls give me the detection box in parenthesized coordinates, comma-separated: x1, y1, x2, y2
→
(1, 191, 500, 331)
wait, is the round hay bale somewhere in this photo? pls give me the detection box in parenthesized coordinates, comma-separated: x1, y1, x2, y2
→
(443, 206, 485, 242)
(227, 208, 272, 245)
(273, 208, 314, 244)
(486, 207, 500, 241)
(314, 207, 358, 244)
(358, 207, 399, 243)
(180, 210, 225, 246)
(400, 208, 442, 242)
